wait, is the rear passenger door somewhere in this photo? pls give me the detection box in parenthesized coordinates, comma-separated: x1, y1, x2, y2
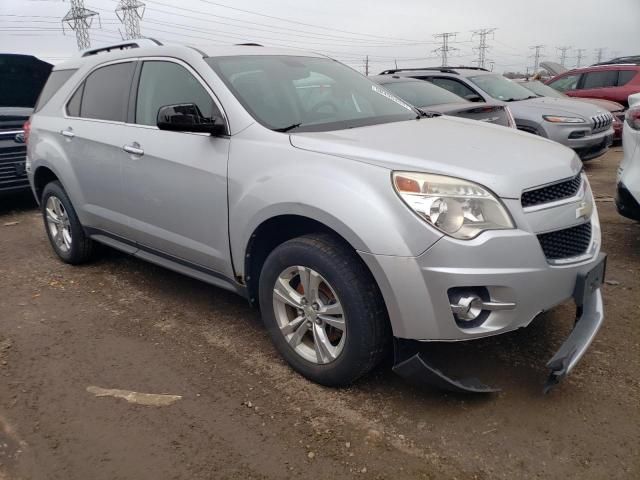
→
(121, 59, 232, 276)
(63, 60, 136, 237)
(577, 70, 619, 100)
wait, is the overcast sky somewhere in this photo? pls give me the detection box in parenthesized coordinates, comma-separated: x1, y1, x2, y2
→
(1, 0, 639, 73)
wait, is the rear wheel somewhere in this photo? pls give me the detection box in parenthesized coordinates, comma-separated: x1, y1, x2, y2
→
(41, 181, 94, 264)
(258, 234, 390, 387)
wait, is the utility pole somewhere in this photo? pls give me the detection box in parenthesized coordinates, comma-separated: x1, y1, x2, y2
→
(364, 55, 369, 76)
(529, 44, 545, 73)
(594, 47, 606, 63)
(574, 48, 586, 68)
(62, 0, 100, 50)
(116, 0, 145, 40)
(472, 28, 496, 69)
(433, 32, 459, 67)
(557, 46, 572, 67)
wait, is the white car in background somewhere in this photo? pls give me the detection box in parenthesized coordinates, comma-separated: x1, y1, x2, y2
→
(617, 93, 640, 220)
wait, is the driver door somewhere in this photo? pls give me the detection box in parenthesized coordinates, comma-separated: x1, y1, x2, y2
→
(121, 59, 232, 277)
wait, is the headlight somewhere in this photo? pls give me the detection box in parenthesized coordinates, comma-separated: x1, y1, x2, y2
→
(392, 172, 514, 240)
(542, 115, 586, 124)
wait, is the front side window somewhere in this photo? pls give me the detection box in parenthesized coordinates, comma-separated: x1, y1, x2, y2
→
(382, 80, 467, 107)
(468, 74, 535, 102)
(548, 74, 581, 92)
(80, 62, 135, 122)
(206, 55, 417, 132)
(135, 61, 220, 127)
(582, 70, 618, 89)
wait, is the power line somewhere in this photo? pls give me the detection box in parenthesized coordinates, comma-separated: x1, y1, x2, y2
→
(116, 0, 145, 40)
(556, 46, 571, 67)
(529, 44, 545, 72)
(62, 0, 100, 50)
(594, 47, 606, 63)
(433, 32, 458, 67)
(472, 28, 496, 69)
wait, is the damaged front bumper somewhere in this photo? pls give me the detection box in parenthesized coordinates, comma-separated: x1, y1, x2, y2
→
(393, 254, 606, 394)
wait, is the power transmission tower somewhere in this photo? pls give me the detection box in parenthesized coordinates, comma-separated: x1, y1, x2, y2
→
(433, 32, 458, 67)
(574, 48, 586, 68)
(364, 55, 369, 76)
(594, 47, 607, 63)
(557, 46, 572, 67)
(472, 28, 496, 69)
(116, 0, 145, 40)
(529, 45, 545, 73)
(62, 0, 100, 50)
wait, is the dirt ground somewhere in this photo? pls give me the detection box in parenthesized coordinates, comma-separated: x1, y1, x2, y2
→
(0, 148, 638, 479)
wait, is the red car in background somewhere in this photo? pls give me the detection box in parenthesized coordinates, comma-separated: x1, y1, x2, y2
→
(545, 63, 640, 107)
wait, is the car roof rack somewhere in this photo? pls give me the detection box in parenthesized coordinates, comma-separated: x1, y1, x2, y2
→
(379, 66, 489, 75)
(81, 38, 163, 57)
(592, 55, 640, 66)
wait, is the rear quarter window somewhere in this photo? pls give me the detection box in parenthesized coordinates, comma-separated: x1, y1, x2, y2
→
(34, 69, 76, 113)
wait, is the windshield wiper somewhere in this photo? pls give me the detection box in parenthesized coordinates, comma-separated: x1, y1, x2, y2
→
(504, 95, 538, 102)
(274, 123, 302, 132)
(416, 108, 442, 119)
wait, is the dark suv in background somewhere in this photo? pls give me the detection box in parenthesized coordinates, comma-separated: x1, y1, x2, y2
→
(0, 54, 51, 196)
(545, 63, 640, 107)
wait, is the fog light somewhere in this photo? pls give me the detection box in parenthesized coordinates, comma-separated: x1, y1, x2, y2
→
(448, 287, 516, 329)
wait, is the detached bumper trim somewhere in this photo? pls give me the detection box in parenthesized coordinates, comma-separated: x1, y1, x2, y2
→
(544, 286, 604, 393)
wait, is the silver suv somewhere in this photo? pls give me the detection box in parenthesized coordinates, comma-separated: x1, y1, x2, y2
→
(26, 40, 606, 393)
(382, 67, 615, 161)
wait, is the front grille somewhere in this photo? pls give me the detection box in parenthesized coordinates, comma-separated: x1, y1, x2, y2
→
(521, 173, 582, 208)
(537, 222, 592, 260)
(591, 113, 613, 133)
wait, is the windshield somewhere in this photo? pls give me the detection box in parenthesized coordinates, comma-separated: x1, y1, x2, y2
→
(381, 80, 467, 107)
(206, 55, 418, 132)
(469, 74, 536, 102)
(520, 80, 566, 99)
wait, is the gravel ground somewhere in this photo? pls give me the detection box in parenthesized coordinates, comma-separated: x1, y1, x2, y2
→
(0, 148, 638, 479)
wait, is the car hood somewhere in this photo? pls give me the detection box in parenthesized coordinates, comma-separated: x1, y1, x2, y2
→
(571, 97, 625, 112)
(290, 117, 581, 199)
(508, 96, 605, 119)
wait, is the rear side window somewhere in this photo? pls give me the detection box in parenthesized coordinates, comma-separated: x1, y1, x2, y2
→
(135, 61, 218, 126)
(80, 62, 135, 122)
(548, 73, 581, 92)
(618, 70, 637, 86)
(582, 70, 618, 89)
(34, 69, 76, 112)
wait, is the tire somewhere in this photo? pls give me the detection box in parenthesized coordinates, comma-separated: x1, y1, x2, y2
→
(41, 181, 94, 264)
(258, 233, 390, 387)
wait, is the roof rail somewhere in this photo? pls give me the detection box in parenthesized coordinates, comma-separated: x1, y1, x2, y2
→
(235, 43, 263, 47)
(379, 66, 489, 75)
(81, 38, 162, 57)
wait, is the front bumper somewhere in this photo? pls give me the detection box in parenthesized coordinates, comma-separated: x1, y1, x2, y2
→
(616, 182, 640, 220)
(544, 124, 614, 161)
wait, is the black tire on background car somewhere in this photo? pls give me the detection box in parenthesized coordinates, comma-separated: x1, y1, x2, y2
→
(258, 233, 390, 387)
(41, 181, 94, 264)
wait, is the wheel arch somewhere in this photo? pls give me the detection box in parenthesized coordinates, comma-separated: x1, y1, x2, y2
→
(33, 165, 62, 202)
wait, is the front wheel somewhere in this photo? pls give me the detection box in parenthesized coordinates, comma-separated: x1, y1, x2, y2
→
(258, 234, 390, 387)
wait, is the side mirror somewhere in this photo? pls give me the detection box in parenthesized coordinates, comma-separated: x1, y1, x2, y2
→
(464, 94, 483, 102)
(156, 103, 226, 136)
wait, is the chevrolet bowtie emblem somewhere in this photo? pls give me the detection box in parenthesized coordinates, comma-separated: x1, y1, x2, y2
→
(576, 200, 593, 220)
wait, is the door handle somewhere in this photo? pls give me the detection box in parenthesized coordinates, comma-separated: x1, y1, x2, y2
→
(60, 128, 75, 138)
(123, 143, 144, 156)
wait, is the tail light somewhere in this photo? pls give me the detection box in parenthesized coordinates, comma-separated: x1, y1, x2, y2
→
(505, 106, 516, 129)
(23, 118, 31, 145)
(626, 106, 640, 130)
